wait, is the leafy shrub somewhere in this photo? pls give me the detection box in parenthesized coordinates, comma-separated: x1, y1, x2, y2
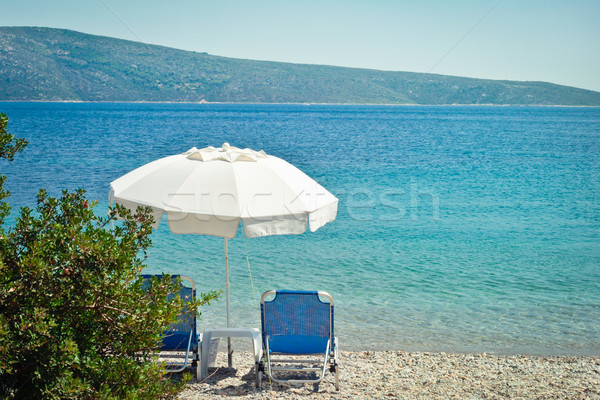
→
(0, 112, 28, 227)
(0, 113, 220, 399)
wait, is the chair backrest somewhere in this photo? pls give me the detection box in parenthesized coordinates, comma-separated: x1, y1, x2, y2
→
(261, 290, 334, 354)
(142, 275, 197, 351)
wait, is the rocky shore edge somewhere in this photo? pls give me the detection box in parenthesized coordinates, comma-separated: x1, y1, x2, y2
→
(178, 350, 599, 399)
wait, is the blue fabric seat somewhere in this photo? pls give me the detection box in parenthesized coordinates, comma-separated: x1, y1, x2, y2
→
(260, 290, 339, 391)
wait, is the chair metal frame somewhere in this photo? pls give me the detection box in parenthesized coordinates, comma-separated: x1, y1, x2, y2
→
(260, 290, 339, 391)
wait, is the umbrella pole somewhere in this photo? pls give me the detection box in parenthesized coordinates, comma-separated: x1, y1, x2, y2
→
(225, 238, 233, 368)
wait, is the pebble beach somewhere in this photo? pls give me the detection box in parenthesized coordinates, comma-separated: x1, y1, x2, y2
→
(178, 350, 600, 399)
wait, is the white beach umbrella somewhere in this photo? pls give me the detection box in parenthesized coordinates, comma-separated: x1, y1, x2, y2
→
(109, 142, 338, 333)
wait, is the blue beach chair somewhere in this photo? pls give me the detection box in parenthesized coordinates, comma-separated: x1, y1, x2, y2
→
(260, 290, 339, 391)
(142, 275, 199, 376)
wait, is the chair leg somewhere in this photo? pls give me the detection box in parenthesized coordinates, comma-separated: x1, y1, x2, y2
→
(333, 337, 340, 391)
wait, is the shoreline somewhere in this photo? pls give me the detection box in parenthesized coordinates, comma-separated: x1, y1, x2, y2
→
(1, 100, 599, 108)
(211, 336, 600, 358)
(179, 350, 600, 399)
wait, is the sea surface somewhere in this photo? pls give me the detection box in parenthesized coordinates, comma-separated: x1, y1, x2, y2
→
(1, 102, 599, 356)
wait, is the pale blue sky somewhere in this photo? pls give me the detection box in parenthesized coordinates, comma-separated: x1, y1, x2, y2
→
(2, 0, 599, 91)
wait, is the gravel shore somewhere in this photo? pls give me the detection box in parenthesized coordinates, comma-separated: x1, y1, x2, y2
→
(178, 350, 600, 399)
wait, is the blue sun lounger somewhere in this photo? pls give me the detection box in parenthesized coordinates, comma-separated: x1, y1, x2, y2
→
(260, 290, 339, 391)
(142, 275, 199, 376)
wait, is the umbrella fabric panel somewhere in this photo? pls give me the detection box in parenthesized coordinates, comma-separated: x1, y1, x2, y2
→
(234, 156, 338, 237)
(172, 158, 241, 216)
(110, 154, 192, 205)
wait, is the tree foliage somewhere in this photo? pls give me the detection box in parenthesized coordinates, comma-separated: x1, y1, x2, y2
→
(0, 113, 28, 227)
(0, 113, 28, 162)
(0, 114, 220, 399)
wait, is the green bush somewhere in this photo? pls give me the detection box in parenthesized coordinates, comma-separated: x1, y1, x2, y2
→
(0, 113, 220, 399)
(0, 112, 28, 227)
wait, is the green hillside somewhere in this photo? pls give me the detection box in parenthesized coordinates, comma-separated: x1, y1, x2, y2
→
(1, 26, 599, 105)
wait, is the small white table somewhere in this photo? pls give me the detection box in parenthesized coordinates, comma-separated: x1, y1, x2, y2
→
(199, 327, 263, 380)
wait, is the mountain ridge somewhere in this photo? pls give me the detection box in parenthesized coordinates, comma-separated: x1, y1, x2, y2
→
(1, 26, 599, 106)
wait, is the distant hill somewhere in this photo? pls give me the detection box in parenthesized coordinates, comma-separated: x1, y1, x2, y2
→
(1, 26, 599, 105)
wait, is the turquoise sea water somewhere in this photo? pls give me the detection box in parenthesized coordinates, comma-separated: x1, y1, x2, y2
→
(1, 102, 599, 356)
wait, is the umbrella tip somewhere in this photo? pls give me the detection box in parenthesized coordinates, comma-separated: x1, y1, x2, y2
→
(222, 142, 231, 151)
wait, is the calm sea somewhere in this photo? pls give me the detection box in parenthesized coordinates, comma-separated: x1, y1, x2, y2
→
(1, 102, 599, 356)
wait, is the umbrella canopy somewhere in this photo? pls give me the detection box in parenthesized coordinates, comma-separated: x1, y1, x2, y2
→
(110, 143, 338, 239)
